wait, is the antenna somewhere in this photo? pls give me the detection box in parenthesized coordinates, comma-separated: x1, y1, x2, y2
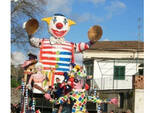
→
(138, 17, 141, 42)
(136, 17, 142, 74)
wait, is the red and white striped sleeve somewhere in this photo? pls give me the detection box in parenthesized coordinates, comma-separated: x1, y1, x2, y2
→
(74, 41, 93, 53)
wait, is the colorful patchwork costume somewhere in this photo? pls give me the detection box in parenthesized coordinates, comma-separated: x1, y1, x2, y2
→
(54, 90, 112, 113)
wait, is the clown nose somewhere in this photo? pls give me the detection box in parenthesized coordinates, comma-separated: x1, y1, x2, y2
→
(56, 22, 63, 29)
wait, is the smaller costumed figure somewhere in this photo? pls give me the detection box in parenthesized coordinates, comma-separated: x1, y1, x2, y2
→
(26, 62, 47, 113)
(45, 65, 118, 113)
(21, 53, 38, 85)
(18, 53, 38, 113)
(27, 62, 46, 94)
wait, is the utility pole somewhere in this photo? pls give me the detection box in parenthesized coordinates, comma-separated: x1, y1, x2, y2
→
(136, 17, 141, 73)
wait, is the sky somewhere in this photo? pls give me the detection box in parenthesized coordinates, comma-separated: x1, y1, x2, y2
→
(11, 0, 144, 65)
(35, 0, 144, 42)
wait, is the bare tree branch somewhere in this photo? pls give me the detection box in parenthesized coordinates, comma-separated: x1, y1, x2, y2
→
(11, 0, 47, 52)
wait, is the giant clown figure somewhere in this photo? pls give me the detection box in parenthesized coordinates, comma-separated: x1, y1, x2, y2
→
(25, 13, 102, 86)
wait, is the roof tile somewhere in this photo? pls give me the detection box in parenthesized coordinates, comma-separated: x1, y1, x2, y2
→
(89, 41, 144, 51)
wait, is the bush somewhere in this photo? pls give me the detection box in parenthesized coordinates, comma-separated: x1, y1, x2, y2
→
(11, 79, 20, 88)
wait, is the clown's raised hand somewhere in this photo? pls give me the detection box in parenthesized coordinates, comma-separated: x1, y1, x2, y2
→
(88, 25, 103, 43)
(24, 18, 39, 37)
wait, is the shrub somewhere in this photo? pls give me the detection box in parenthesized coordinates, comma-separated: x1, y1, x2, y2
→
(11, 79, 20, 88)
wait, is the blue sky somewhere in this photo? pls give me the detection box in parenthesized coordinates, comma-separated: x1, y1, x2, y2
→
(11, 0, 144, 65)
(34, 0, 144, 43)
(67, 0, 144, 42)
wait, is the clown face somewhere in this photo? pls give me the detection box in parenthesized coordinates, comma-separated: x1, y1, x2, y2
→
(35, 62, 43, 72)
(49, 15, 69, 38)
(73, 78, 84, 90)
(42, 14, 76, 38)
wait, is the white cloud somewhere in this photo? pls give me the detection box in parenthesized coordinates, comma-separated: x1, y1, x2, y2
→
(31, 0, 104, 23)
(80, 0, 106, 5)
(105, 1, 126, 11)
(44, 0, 74, 16)
(75, 53, 83, 66)
(72, 13, 103, 23)
(105, 0, 126, 19)
(103, 38, 110, 41)
(11, 51, 26, 66)
(75, 13, 91, 23)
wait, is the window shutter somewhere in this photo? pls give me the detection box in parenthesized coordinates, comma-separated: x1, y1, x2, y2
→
(114, 66, 119, 79)
(120, 66, 125, 80)
(114, 66, 125, 80)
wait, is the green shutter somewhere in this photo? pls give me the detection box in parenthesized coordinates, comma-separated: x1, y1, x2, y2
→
(119, 66, 125, 80)
(114, 66, 125, 80)
(114, 66, 118, 79)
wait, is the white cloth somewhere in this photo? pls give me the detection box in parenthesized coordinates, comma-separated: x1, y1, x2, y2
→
(49, 36, 65, 44)
(33, 83, 43, 94)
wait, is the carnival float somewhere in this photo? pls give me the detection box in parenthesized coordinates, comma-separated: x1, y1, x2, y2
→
(19, 14, 117, 113)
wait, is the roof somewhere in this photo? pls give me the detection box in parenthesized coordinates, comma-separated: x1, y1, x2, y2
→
(88, 41, 144, 51)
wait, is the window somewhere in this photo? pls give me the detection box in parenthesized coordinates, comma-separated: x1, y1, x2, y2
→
(114, 66, 125, 80)
(101, 103, 108, 112)
(118, 93, 124, 108)
(138, 63, 144, 75)
(86, 65, 93, 75)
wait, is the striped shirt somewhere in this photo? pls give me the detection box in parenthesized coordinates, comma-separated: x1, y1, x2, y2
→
(29, 37, 92, 76)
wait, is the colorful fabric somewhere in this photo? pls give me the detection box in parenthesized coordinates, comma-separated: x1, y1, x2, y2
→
(39, 39, 74, 75)
(47, 69, 55, 86)
(75, 42, 91, 53)
(70, 90, 87, 113)
(29, 37, 91, 74)
(50, 89, 113, 113)
(29, 37, 91, 85)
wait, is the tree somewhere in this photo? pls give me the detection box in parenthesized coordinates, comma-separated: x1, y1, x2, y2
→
(11, 0, 47, 51)
(11, 64, 24, 87)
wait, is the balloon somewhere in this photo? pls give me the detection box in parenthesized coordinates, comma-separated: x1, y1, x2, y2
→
(110, 98, 118, 105)
(85, 83, 89, 90)
(75, 111, 86, 113)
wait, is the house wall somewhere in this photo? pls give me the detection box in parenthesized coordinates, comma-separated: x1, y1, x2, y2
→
(92, 59, 143, 90)
(83, 50, 144, 113)
(83, 50, 144, 59)
(134, 89, 144, 113)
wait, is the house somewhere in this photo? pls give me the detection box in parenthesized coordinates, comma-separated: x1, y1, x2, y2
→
(83, 41, 144, 113)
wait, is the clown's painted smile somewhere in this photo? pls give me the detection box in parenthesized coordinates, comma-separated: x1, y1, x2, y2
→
(51, 28, 67, 38)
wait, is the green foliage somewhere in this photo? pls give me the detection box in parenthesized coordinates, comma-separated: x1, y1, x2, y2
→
(11, 78, 20, 88)
(11, 65, 23, 88)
